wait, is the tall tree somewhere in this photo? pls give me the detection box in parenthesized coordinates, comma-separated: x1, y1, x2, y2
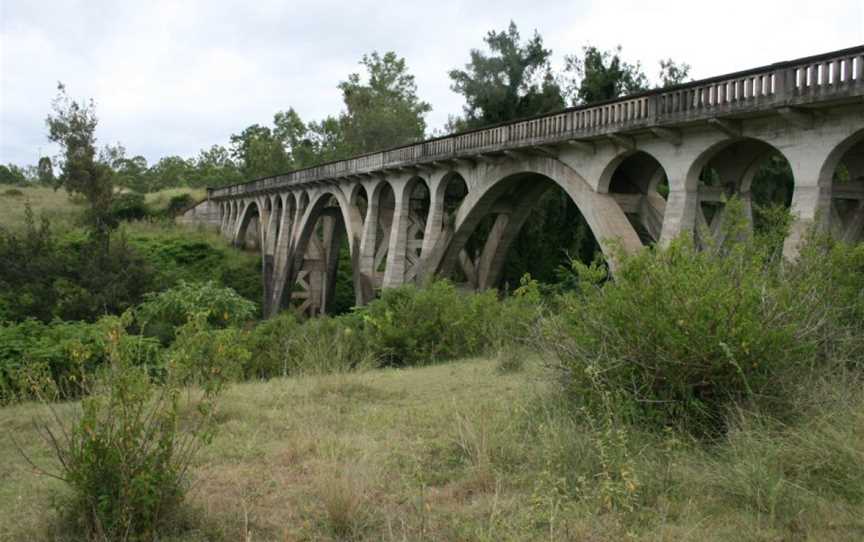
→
(658, 58, 692, 88)
(565, 46, 649, 105)
(448, 21, 564, 131)
(229, 124, 290, 180)
(46, 83, 115, 236)
(36, 157, 54, 185)
(338, 51, 431, 154)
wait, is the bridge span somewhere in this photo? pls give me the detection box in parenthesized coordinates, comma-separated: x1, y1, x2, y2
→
(183, 46, 864, 317)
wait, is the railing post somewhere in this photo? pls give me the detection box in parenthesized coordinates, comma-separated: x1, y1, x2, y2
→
(774, 68, 790, 103)
(647, 94, 659, 123)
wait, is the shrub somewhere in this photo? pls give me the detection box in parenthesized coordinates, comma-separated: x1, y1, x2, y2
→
(3, 188, 24, 197)
(127, 231, 262, 303)
(0, 209, 157, 323)
(165, 193, 195, 217)
(19, 315, 225, 540)
(0, 318, 161, 403)
(359, 280, 526, 366)
(246, 311, 373, 378)
(136, 280, 257, 343)
(545, 200, 863, 434)
(110, 192, 150, 222)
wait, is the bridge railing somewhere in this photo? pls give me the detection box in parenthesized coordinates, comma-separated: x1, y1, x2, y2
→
(209, 46, 864, 199)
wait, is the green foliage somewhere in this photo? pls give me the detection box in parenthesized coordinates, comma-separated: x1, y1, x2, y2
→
(564, 46, 649, 105)
(109, 192, 149, 222)
(167, 315, 249, 392)
(3, 188, 24, 197)
(359, 280, 532, 367)
(0, 207, 157, 323)
(448, 21, 564, 131)
(0, 316, 161, 404)
(0, 163, 29, 185)
(46, 83, 116, 236)
(22, 315, 224, 540)
(165, 193, 195, 216)
(545, 200, 864, 435)
(136, 280, 256, 343)
(246, 312, 372, 378)
(127, 229, 262, 303)
(338, 51, 432, 154)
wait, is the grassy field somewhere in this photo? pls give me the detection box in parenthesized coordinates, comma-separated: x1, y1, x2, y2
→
(2, 357, 862, 541)
(0, 185, 84, 230)
(0, 185, 208, 231)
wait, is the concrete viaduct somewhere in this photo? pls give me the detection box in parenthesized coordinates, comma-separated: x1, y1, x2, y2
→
(182, 46, 864, 317)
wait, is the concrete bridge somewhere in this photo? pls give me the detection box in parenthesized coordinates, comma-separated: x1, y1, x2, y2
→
(184, 46, 864, 317)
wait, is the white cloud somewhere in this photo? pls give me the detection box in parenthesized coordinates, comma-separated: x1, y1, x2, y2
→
(1, 0, 862, 165)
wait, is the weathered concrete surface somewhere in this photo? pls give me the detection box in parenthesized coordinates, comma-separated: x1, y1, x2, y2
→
(186, 46, 864, 317)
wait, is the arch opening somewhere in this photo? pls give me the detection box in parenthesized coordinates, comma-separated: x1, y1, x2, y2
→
(691, 138, 794, 249)
(822, 131, 864, 244)
(606, 151, 669, 245)
(236, 201, 262, 250)
(443, 172, 602, 293)
(289, 193, 357, 316)
(404, 177, 431, 282)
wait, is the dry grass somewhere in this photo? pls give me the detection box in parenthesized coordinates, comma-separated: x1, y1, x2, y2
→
(1, 358, 862, 541)
(0, 185, 84, 230)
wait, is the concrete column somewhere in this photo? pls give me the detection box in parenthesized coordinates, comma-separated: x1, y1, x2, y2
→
(322, 212, 346, 313)
(357, 181, 380, 303)
(782, 142, 834, 258)
(267, 194, 296, 318)
(383, 178, 410, 289)
(659, 187, 699, 245)
(420, 173, 446, 258)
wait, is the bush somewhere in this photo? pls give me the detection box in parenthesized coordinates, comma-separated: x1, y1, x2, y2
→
(136, 280, 257, 343)
(110, 192, 150, 222)
(21, 315, 225, 540)
(3, 188, 24, 197)
(0, 319, 161, 403)
(545, 201, 864, 435)
(359, 280, 531, 367)
(128, 231, 262, 303)
(165, 193, 195, 217)
(0, 209, 157, 323)
(245, 311, 373, 378)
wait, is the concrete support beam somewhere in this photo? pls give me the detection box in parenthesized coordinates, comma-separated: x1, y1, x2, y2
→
(707, 118, 742, 138)
(776, 106, 814, 129)
(650, 127, 682, 146)
(608, 134, 636, 150)
(566, 139, 596, 154)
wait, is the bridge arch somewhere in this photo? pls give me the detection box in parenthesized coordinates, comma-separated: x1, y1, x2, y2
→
(289, 188, 363, 314)
(597, 150, 670, 244)
(817, 129, 864, 243)
(433, 156, 643, 286)
(682, 137, 795, 247)
(235, 199, 262, 249)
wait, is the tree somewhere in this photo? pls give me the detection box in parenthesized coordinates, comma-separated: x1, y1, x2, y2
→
(338, 51, 431, 154)
(147, 156, 193, 191)
(46, 83, 115, 236)
(448, 21, 564, 131)
(0, 164, 27, 185)
(229, 124, 290, 180)
(658, 58, 692, 88)
(565, 46, 649, 105)
(188, 145, 242, 187)
(36, 157, 54, 185)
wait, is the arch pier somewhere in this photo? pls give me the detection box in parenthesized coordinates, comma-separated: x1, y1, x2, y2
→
(182, 46, 864, 317)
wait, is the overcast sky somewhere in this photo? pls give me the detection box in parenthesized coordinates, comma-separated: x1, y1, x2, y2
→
(1, 0, 863, 166)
